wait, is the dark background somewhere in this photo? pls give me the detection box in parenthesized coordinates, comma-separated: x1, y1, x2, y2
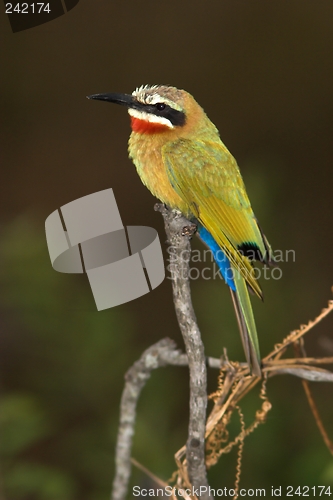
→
(1, 1, 333, 499)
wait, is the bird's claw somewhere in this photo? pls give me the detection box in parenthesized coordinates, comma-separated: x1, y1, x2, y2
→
(182, 224, 197, 237)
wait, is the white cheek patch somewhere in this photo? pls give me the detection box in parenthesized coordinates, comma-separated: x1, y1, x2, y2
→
(128, 108, 174, 129)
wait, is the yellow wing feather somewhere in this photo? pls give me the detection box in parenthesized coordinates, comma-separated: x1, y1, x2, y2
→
(162, 138, 266, 298)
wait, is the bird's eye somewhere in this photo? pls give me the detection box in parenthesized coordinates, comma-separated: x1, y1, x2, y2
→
(155, 103, 166, 111)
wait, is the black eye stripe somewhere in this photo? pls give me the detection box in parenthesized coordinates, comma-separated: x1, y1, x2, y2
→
(143, 103, 186, 127)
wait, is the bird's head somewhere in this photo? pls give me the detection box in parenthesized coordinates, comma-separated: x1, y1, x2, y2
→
(88, 84, 215, 137)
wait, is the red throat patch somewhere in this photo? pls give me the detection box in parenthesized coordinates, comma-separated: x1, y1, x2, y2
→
(130, 117, 170, 134)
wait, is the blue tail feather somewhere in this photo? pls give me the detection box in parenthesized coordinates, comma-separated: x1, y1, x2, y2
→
(197, 225, 236, 291)
(197, 224, 261, 376)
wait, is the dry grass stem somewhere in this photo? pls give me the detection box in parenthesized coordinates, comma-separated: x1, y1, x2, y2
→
(173, 296, 333, 496)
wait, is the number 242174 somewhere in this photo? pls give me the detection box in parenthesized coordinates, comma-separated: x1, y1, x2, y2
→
(286, 486, 331, 496)
(5, 3, 51, 14)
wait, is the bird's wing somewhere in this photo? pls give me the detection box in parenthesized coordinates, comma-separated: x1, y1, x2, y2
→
(162, 138, 266, 298)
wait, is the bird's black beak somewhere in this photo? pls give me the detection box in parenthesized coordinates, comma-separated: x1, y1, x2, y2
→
(87, 92, 138, 109)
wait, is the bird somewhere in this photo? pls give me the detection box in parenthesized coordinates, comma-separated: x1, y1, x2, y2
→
(87, 84, 273, 376)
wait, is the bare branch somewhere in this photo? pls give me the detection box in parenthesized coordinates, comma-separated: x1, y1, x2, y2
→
(111, 338, 187, 500)
(264, 356, 333, 366)
(267, 367, 333, 381)
(155, 204, 213, 499)
(110, 330, 333, 500)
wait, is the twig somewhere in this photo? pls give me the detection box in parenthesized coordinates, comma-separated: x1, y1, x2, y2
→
(302, 379, 333, 453)
(110, 327, 333, 500)
(294, 341, 333, 455)
(130, 458, 174, 494)
(155, 204, 213, 499)
(111, 338, 188, 500)
(267, 367, 333, 381)
(264, 299, 333, 361)
(264, 356, 333, 366)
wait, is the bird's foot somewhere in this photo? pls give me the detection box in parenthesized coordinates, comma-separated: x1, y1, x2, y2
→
(182, 223, 197, 237)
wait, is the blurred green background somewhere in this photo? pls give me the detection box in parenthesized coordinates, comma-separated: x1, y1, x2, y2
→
(1, 1, 333, 498)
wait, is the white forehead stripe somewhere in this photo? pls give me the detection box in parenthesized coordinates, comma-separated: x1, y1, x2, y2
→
(146, 94, 183, 111)
(128, 108, 174, 129)
(132, 85, 183, 112)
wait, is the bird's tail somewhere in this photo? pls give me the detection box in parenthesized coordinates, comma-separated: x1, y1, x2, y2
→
(197, 225, 262, 376)
(230, 270, 261, 377)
